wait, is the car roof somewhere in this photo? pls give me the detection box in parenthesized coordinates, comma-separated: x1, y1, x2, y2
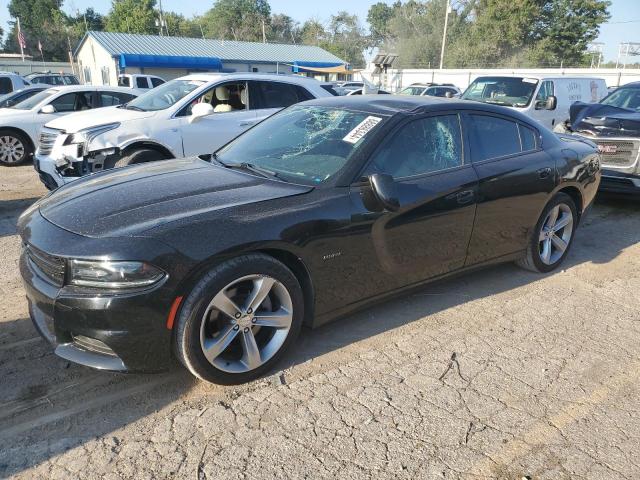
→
(41, 85, 140, 94)
(178, 72, 320, 84)
(302, 95, 539, 122)
(615, 82, 640, 89)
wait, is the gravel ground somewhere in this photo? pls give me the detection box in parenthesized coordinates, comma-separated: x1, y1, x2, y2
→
(1, 164, 640, 479)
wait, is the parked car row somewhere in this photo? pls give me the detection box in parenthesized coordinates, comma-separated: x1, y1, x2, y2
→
(18, 94, 602, 384)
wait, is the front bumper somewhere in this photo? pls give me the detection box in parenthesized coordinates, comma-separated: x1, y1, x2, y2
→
(34, 154, 75, 191)
(599, 169, 640, 195)
(19, 210, 180, 373)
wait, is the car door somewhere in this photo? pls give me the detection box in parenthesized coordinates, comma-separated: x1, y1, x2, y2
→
(32, 90, 95, 139)
(348, 113, 479, 296)
(179, 80, 257, 157)
(463, 112, 556, 265)
(532, 80, 556, 128)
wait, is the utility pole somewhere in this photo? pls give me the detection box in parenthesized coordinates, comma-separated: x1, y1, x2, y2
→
(262, 18, 267, 43)
(439, 0, 452, 69)
(158, 0, 166, 36)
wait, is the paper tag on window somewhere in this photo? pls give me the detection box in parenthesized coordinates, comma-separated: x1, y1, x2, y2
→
(343, 116, 382, 144)
(522, 77, 538, 84)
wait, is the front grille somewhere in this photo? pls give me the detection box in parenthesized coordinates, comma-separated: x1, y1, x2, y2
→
(25, 244, 66, 287)
(37, 128, 62, 156)
(593, 139, 640, 168)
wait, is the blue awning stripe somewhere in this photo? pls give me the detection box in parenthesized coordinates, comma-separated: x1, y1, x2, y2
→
(119, 54, 223, 70)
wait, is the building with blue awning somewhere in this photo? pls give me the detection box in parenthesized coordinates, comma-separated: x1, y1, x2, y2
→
(74, 31, 349, 86)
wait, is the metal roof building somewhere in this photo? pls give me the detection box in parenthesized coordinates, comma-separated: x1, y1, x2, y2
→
(74, 31, 349, 86)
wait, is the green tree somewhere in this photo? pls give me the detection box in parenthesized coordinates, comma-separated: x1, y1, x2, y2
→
(201, 0, 271, 41)
(300, 19, 325, 46)
(530, 0, 611, 66)
(269, 13, 300, 43)
(319, 11, 368, 67)
(367, 1, 401, 47)
(6, 0, 70, 61)
(105, 0, 158, 35)
(163, 12, 203, 38)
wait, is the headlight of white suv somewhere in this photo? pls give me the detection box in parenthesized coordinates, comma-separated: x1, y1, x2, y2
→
(69, 259, 165, 289)
(64, 123, 121, 155)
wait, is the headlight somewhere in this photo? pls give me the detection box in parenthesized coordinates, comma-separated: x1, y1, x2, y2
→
(64, 123, 120, 154)
(69, 260, 165, 289)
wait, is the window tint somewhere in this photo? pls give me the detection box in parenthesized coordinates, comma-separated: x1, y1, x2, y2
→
(320, 84, 338, 96)
(100, 92, 135, 106)
(50, 92, 93, 112)
(254, 81, 309, 109)
(519, 124, 537, 151)
(0, 77, 12, 94)
(136, 77, 149, 89)
(367, 115, 463, 179)
(150, 77, 164, 87)
(468, 115, 522, 162)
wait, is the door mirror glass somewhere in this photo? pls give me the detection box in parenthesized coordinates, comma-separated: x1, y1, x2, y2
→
(40, 104, 56, 114)
(189, 102, 214, 123)
(369, 173, 399, 212)
(545, 95, 557, 110)
(445, 91, 454, 98)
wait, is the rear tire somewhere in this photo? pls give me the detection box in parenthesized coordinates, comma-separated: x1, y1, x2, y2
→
(174, 254, 304, 385)
(517, 192, 577, 273)
(114, 148, 169, 168)
(0, 130, 32, 166)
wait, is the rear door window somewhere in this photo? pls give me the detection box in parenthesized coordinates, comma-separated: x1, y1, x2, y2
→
(99, 92, 136, 107)
(468, 114, 522, 162)
(0, 77, 12, 94)
(150, 77, 165, 87)
(519, 124, 537, 151)
(253, 81, 310, 109)
(136, 77, 149, 89)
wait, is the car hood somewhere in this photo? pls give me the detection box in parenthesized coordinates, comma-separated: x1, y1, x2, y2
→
(37, 158, 312, 238)
(45, 106, 156, 133)
(568, 101, 640, 137)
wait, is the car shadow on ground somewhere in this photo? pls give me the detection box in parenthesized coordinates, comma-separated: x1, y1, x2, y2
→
(0, 197, 41, 238)
(0, 196, 639, 477)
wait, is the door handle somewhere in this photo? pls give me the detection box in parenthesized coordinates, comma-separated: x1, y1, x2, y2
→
(537, 167, 552, 179)
(456, 190, 475, 204)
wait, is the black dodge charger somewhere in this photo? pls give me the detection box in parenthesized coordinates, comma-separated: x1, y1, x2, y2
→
(18, 96, 601, 384)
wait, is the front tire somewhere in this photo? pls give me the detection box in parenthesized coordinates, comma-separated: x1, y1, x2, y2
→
(174, 254, 304, 385)
(517, 193, 577, 273)
(0, 130, 32, 166)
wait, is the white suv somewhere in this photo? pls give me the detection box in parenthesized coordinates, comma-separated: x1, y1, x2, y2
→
(118, 74, 165, 90)
(0, 85, 138, 166)
(0, 72, 30, 95)
(36, 73, 334, 189)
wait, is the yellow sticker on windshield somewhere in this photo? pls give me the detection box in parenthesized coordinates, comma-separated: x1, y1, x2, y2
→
(343, 116, 382, 144)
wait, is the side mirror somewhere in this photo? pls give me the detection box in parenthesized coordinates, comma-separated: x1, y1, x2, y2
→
(189, 102, 214, 124)
(40, 104, 56, 114)
(369, 173, 399, 212)
(545, 95, 557, 110)
(445, 91, 454, 98)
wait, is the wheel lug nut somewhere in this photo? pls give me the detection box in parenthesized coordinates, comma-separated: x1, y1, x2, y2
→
(247, 308, 253, 314)
(233, 325, 239, 331)
(235, 312, 241, 319)
(244, 327, 249, 333)
(252, 318, 257, 323)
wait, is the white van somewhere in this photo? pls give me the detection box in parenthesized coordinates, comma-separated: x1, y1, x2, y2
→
(461, 76, 607, 129)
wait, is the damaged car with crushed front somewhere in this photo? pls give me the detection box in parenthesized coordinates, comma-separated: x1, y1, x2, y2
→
(19, 96, 601, 385)
(555, 81, 640, 195)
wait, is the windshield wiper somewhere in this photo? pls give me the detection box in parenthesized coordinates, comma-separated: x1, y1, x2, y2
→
(225, 162, 279, 180)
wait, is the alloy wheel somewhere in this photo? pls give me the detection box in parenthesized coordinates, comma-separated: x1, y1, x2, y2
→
(538, 203, 574, 265)
(199, 274, 293, 373)
(0, 135, 25, 164)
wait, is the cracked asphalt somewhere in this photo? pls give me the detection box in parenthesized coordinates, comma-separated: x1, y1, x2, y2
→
(1, 165, 640, 479)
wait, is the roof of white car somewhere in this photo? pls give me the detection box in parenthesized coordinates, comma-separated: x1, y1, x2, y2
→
(42, 85, 141, 94)
(177, 72, 321, 85)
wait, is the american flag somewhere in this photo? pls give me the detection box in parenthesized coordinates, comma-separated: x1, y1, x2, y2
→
(17, 29, 26, 49)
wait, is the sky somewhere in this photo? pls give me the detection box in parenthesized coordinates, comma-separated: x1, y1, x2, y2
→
(0, 0, 638, 63)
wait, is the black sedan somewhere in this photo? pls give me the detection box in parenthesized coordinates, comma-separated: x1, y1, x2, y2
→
(18, 96, 601, 384)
